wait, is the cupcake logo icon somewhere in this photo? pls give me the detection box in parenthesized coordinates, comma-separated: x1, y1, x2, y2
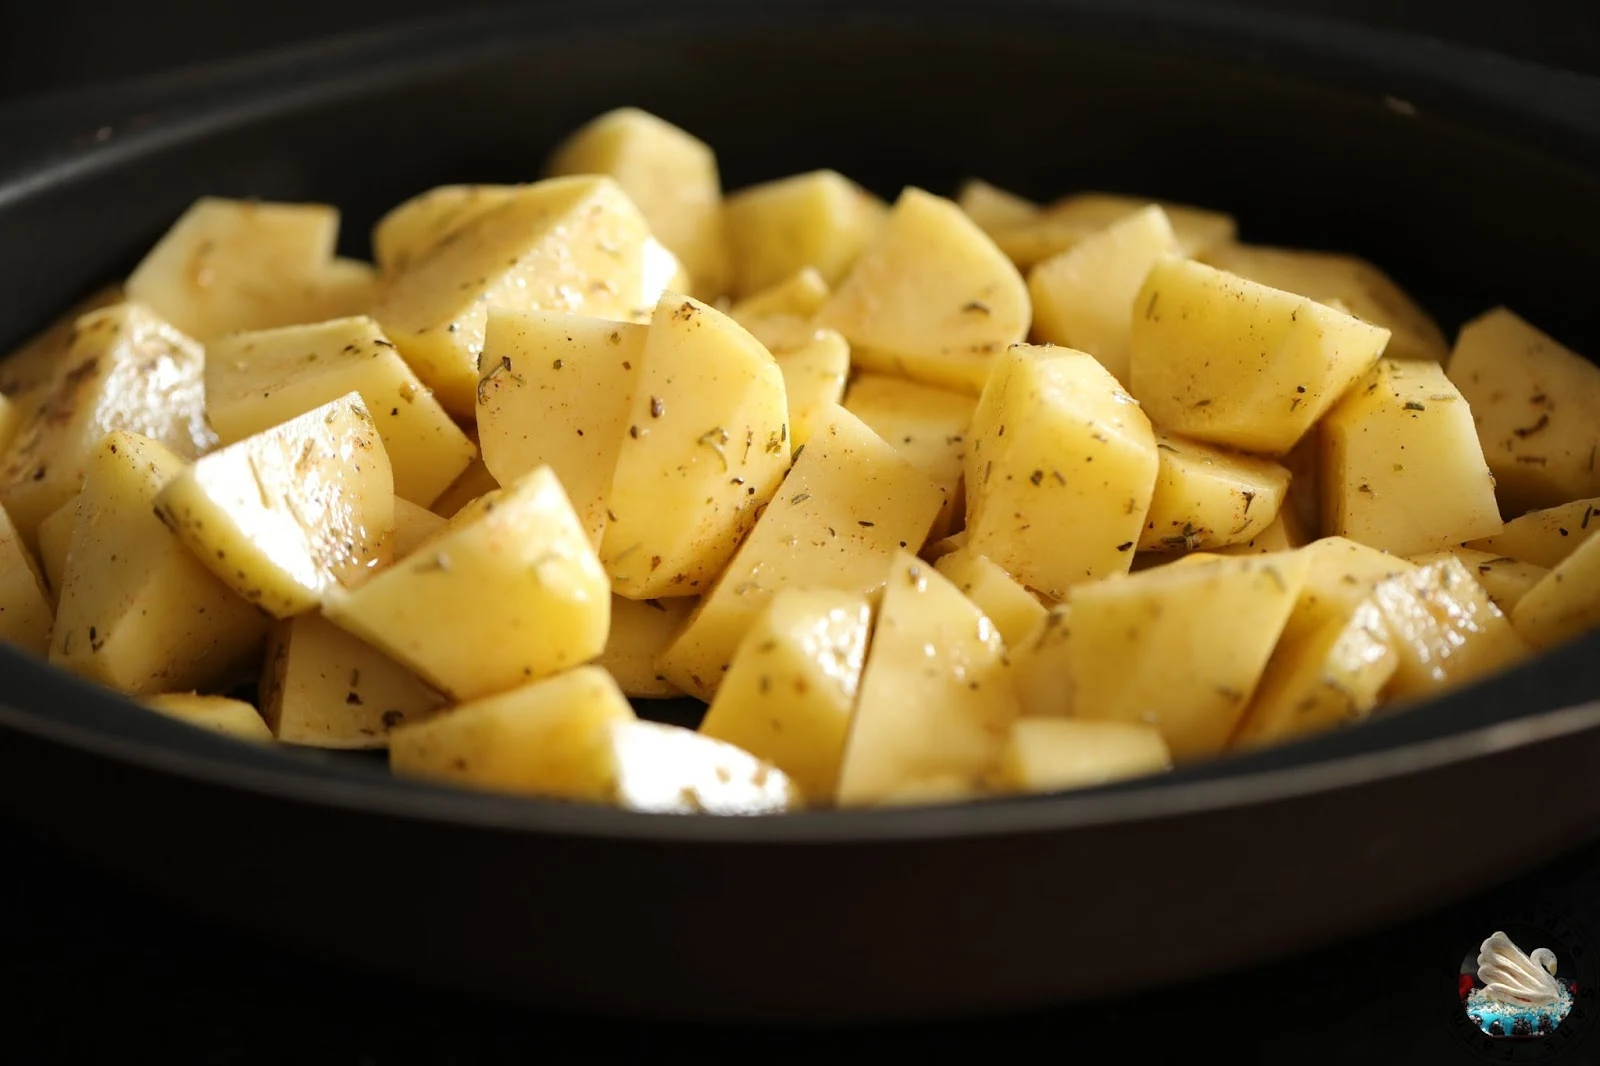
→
(1466, 931, 1575, 1038)
(1447, 906, 1598, 1062)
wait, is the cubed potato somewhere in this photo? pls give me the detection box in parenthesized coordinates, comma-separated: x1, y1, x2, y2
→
(593, 595, 696, 699)
(955, 178, 1039, 235)
(816, 188, 1028, 394)
(0, 502, 52, 655)
(51, 432, 266, 694)
(993, 718, 1171, 794)
(429, 458, 499, 519)
(35, 493, 78, 602)
(1321, 358, 1503, 555)
(1371, 557, 1530, 701)
(699, 588, 871, 802)
(836, 552, 1018, 806)
(1447, 307, 1600, 515)
(1128, 257, 1391, 454)
(547, 108, 730, 299)
(723, 170, 887, 297)
(1510, 532, 1600, 651)
(207, 316, 475, 508)
(600, 293, 790, 599)
(932, 546, 1047, 648)
(260, 612, 444, 748)
(1070, 551, 1310, 759)
(991, 192, 1236, 271)
(775, 330, 849, 448)
(1214, 507, 1308, 557)
(0, 283, 124, 397)
(294, 258, 382, 323)
(477, 310, 648, 545)
(726, 268, 830, 353)
(1028, 204, 1182, 384)
(322, 466, 608, 702)
(1140, 431, 1290, 552)
(965, 345, 1158, 599)
(371, 184, 518, 276)
(390, 497, 446, 560)
(141, 694, 273, 743)
(1465, 497, 1599, 568)
(1006, 605, 1073, 718)
(843, 372, 976, 539)
(657, 406, 945, 702)
(597, 719, 802, 813)
(0, 303, 215, 550)
(1406, 548, 1548, 614)
(1201, 243, 1447, 363)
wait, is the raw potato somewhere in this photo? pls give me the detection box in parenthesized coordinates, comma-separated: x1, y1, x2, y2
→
(816, 187, 1029, 394)
(965, 345, 1158, 600)
(922, 530, 968, 562)
(1321, 358, 1503, 555)
(994, 718, 1171, 794)
(775, 330, 850, 448)
(371, 184, 518, 276)
(699, 588, 871, 802)
(1510, 532, 1600, 651)
(141, 694, 273, 743)
(1214, 508, 1308, 557)
(723, 170, 887, 296)
(843, 372, 976, 539)
(390, 498, 446, 559)
(1140, 431, 1290, 552)
(955, 178, 1039, 235)
(1128, 257, 1391, 454)
(0, 283, 124, 396)
(932, 546, 1047, 648)
(430, 458, 499, 520)
(35, 493, 78, 602)
(1406, 548, 1548, 614)
(1447, 307, 1600, 515)
(0, 502, 53, 655)
(657, 406, 945, 702)
(1371, 557, 1531, 701)
(1465, 497, 1600, 568)
(593, 595, 695, 699)
(991, 192, 1236, 271)
(1008, 605, 1074, 718)
(51, 432, 266, 694)
(207, 316, 475, 507)
(597, 719, 801, 814)
(599, 293, 790, 599)
(321, 466, 609, 702)
(1028, 204, 1182, 384)
(477, 310, 648, 545)
(0, 394, 19, 461)
(727, 268, 831, 352)
(153, 393, 394, 617)
(835, 552, 1018, 806)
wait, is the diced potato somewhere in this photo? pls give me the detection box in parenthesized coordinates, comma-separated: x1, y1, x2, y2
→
(1406, 548, 1548, 614)
(260, 612, 444, 748)
(593, 595, 695, 699)
(597, 719, 801, 813)
(1510, 532, 1600, 651)
(0, 502, 52, 655)
(921, 530, 968, 562)
(429, 458, 499, 519)
(994, 718, 1171, 794)
(992, 192, 1235, 271)
(1128, 257, 1391, 454)
(816, 188, 1028, 394)
(207, 316, 475, 508)
(0, 283, 124, 397)
(955, 178, 1039, 235)
(0, 303, 215, 550)
(371, 184, 518, 276)
(1447, 307, 1600, 515)
(1214, 508, 1307, 557)
(35, 493, 78, 602)
(1321, 358, 1503, 555)
(51, 432, 266, 694)
(657, 406, 945, 702)
(775, 330, 849, 448)
(699, 588, 871, 801)
(1007, 605, 1073, 718)
(1028, 204, 1182, 384)
(1371, 557, 1530, 701)
(1201, 243, 1447, 363)
(322, 466, 609, 702)
(1293, 536, 1414, 621)
(932, 546, 1047, 648)
(390, 498, 445, 560)
(1070, 551, 1310, 759)
(723, 170, 887, 297)
(836, 552, 1018, 805)
(1465, 497, 1599, 568)
(1140, 431, 1290, 552)
(600, 293, 790, 599)
(726, 268, 830, 352)
(141, 693, 273, 743)
(547, 108, 730, 299)
(843, 372, 976, 539)
(296, 258, 382, 323)
(965, 345, 1158, 599)
(477, 310, 648, 545)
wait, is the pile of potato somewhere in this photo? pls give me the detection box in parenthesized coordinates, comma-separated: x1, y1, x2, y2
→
(1, 107, 1596, 814)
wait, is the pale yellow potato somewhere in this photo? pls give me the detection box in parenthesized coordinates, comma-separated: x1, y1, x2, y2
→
(51, 432, 266, 694)
(657, 406, 945, 702)
(0, 502, 52, 655)
(260, 612, 444, 748)
(992, 192, 1236, 271)
(390, 497, 445, 560)
(993, 718, 1171, 794)
(295, 258, 382, 323)
(477, 310, 648, 545)
(1406, 548, 1548, 614)
(598, 718, 801, 814)
(0, 303, 215, 550)
(1070, 551, 1310, 760)
(965, 345, 1158, 600)
(600, 293, 790, 599)
(35, 493, 78, 603)
(921, 530, 968, 562)
(932, 546, 1047, 649)
(775, 330, 849, 448)
(1140, 430, 1290, 552)
(836, 552, 1018, 806)
(955, 178, 1039, 235)
(815, 187, 1029, 394)
(1321, 358, 1503, 555)
(723, 170, 887, 297)
(429, 458, 499, 519)
(843, 372, 976, 539)
(699, 588, 871, 802)
(1465, 497, 1599, 568)
(726, 268, 830, 352)
(547, 107, 730, 299)
(1447, 307, 1600, 515)
(593, 594, 695, 699)
(141, 693, 273, 743)
(1007, 605, 1073, 718)
(1201, 243, 1447, 363)
(1283, 433, 1322, 538)
(207, 316, 474, 508)
(0, 393, 20, 461)
(1214, 508, 1309, 557)
(1128, 257, 1391, 454)
(1510, 532, 1600, 651)
(1371, 556, 1531, 701)
(0, 283, 124, 397)
(370, 184, 518, 276)
(1028, 204, 1182, 384)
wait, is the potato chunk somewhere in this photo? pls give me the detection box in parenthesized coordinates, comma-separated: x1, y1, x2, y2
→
(429, 458, 499, 519)
(955, 178, 1039, 235)
(994, 718, 1171, 794)
(1140, 431, 1290, 552)
(1007, 605, 1074, 718)
(371, 184, 518, 276)
(35, 493, 78, 603)
(816, 188, 1028, 394)
(932, 546, 1047, 648)
(723, 170, 886, 296)
(322, 466, 608, 702)
(726, 268, 830, 352)
(0, 283, 124, 397)
(153, 393, 394, 617)
(775, 330, 849, 449)
(52, 432, 266, 694)
(1129, 257, 1391, 454)
(992, 192, 1235, 271)
(1510, 533, 1600, 651)
(843, 372, 977, 539)
(593, 595, 695, 699)
(836, 552, 1018, 806)
(1447, 307, 1600, 515)
(0, 502, 52, 655)
(700, 588, 871, 802)
(1465, 497, 1599, 568)
(965, 345, 1158, 599)
(1371, 557, 1530, 701)
(597, 719, 801, 813)
(141, 694, 272, 743)
(1406, 548, 1547, 614)
(1321, 358, 1503, 555)
(390, 498, 446, 560)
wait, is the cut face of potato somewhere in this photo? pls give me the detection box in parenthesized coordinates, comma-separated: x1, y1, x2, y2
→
(1129, 257, 1391, 455)
(726, 268, 831, 353)
(816, 187, 1028, 394)
(593, 594, 695, 699)
(955, 178, 1040, 235)
(1371, 557, 1530, 702)
(1510, 532, 1600, 651)
(775, 330, 850, 448)
(429, 458, 499, 520)
(994, 718, 1171, 794)
(932, 546, 1047, 649)
(371, 184, 518, 276)
(153, 392, 394, 617)
(992, 192, 1235, 271)
(1406, 548, 1547, 614)
(843, 372, 977, 540)
(0, 283, 125, 397)
(1140, 431, 1290, 552)
(1321, 358, 1503, 556)
(390, 498, 445, 560)
(1007, 605, 1074, 718)
(1464, 497, 1599, 568)
(599, 719, 802, 813)
(723, 169, 887, 297)
(1213, 507, 1308, 557)
(35, 492, 78, 604)
(141, 693, 273, 743)
(0, 502, 53, 655)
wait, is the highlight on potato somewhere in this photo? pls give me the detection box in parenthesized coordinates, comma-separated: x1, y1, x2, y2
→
(1, 105, 1596, 815)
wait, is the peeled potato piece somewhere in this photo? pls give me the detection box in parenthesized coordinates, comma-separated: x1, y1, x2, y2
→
(932, 546, 1047, 649)
(0, 282, 124, 397)
(1510, 532, 1600, 651)
(843, 372, 976, 540)
(0, 502, 53, 655)
(775, 330, 850, 448)
(1140, 431, 1291, 553)
(993, 718, 1171, 794)
(955, 178, 1039, 235)
(1406, 548, 1548, 615)
(723, 169, 886, 297)
(1007, 605, 1074, 718)
(371, 184, 518, 276)
(141, 693, 273, 743)
(992, 192, 1235, 271)
(34, 493, 78, 604)
(592, 595, 695, 699)
(726, 268, 831, 353)
(1465, 497, 1600, 569)
(1371, 557, 1531, 702)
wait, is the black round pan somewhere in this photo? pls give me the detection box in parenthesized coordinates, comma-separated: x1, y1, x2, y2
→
(1, 0, 1598, 1024)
